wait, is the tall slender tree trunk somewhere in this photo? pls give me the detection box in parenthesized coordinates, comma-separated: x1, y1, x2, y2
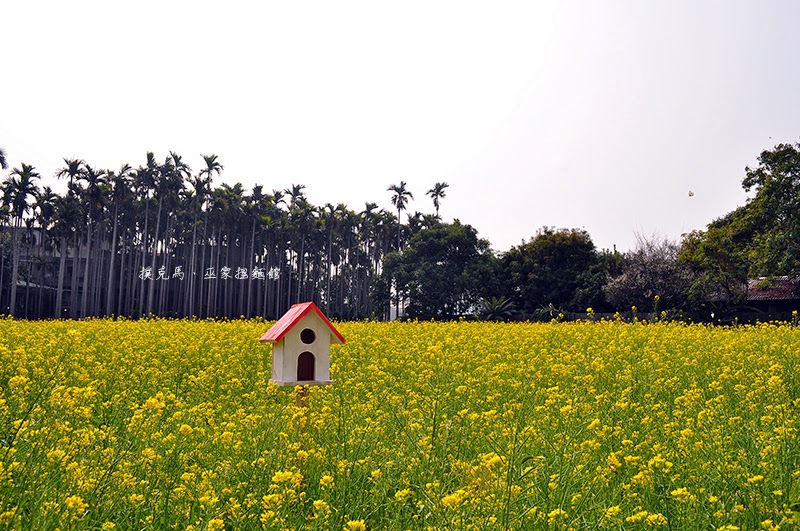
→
(298, 236, 305, 303)
(223, 231, 231, 317)
(160, 219, 173, 316)
(55, 236, 67, 318)
(90, 226, 104, 316)
(0, 241, 6, 313)
(118, 235, 128, 316)
(205, 231, 214, 317)
(23, 237, 31, 319)
(186, 214, 198, 316)
(9, 218, 21, 316)
(138, 199, 150, 318)
(147, 198, 163, 315)
(80, 219, 92, 318)
(208, 228, 221, 317)
(70, 233, 79, 319)
(247, 222, 255, 317)
(199, 210, 209, 318)
(326, 227, 332, 313)
(105, 204, 119, 315)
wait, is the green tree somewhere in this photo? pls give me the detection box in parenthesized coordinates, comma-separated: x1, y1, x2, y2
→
(77, 164, 107, 317)
(51, 194, 82, 318)
(382, 220, 496, 320)
(56, 158, 85, 196)
(680, 218, 750, 305)
(0, 204, 10, 311)
(1, 163, 40, 316)
(198, 155, 224, 317)
(499, 227, 605, 315)
(679, 142, 800, 306)
(740, 143, 800, 276)
(426, 181, 449, 218)
(105, 164, 134, 315)
(387, 181, 413, 250)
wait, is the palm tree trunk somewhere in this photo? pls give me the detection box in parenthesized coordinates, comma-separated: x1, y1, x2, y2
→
(105, 204, 120, 315)
(326, 227, 333, 313)
(118, 234, 128, 316)
(91, 226, 104, 316)
(0, 242, 6, 313)
(55, 236, 67, 318)
(138, 199, 150, 318)
(247, 221, 255, 316)
(286, 244, 292, 308)
(299, 236, 305, 303)
(208, 228, 221, 317)
(147, 197, 162, 315)
(80, 219, 92, 318)
(223, 231, 231, 317)
(9, 218, 21, 316)
(160, 219, 174, 316)
(199, 209, 209, 318)
(186, 214, 198, 316)
(70, 233, 79, 319)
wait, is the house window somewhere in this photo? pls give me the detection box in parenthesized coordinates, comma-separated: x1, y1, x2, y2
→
(300, 328, 316, 344)
(297, 351, 315, 381)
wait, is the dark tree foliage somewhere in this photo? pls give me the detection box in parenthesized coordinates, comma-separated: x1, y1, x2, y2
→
(0, 153, 431, 319)
(680, 142, 800, 303)
(499, 227, 607, 314)
(383, 220, 496, 320)
(680, 215, 751, 304)
(740, 143, 800, 276)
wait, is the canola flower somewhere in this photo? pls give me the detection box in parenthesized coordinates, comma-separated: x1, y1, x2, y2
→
(0, 317, 798, 529)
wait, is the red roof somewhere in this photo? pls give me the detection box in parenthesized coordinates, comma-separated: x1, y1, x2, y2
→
(259, 302, 345, 344)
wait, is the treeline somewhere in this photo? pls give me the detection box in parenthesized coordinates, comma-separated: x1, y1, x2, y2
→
(1, 143, 799, 321)
(0, 151, 443, 320)
(388, 143, 800, 322)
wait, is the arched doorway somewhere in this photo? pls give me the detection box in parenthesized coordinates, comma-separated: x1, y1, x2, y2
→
(297, 351, 315, 381)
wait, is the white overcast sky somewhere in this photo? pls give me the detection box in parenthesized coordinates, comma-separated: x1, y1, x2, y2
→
(3, 1, 799, 253)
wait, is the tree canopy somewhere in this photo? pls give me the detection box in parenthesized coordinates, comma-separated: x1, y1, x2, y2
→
(680, 142, 800, 304)
(498, 227, 607, 315)
(2, 141, 799, 321)
(383, 220, 496, 320)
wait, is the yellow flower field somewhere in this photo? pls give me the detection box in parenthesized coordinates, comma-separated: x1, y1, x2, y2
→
(1, 318, 798, 530)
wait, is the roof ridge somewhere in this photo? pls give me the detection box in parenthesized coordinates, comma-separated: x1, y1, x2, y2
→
(259, 301, 345, 344)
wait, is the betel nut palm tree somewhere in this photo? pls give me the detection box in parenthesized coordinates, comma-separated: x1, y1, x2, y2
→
(78, 164, 107, 317)
(2, 163, 40, 316)
(0, 149, 425, 320)
(198, 154, 223, 317)
(388, 181, 413, 251)
(387, 181, 413, 319)
(426, 181, 449, 218)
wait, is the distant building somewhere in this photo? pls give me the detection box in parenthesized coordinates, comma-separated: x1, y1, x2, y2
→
(743, 276, 800, 314)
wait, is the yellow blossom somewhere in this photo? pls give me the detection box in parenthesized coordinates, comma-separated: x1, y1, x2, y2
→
(64, 495, 88, 515)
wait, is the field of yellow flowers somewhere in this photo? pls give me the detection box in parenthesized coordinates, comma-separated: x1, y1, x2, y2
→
(1, 318, 799, 530)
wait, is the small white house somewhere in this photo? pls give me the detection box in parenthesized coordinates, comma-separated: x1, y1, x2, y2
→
(259, 301, 345, 386)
